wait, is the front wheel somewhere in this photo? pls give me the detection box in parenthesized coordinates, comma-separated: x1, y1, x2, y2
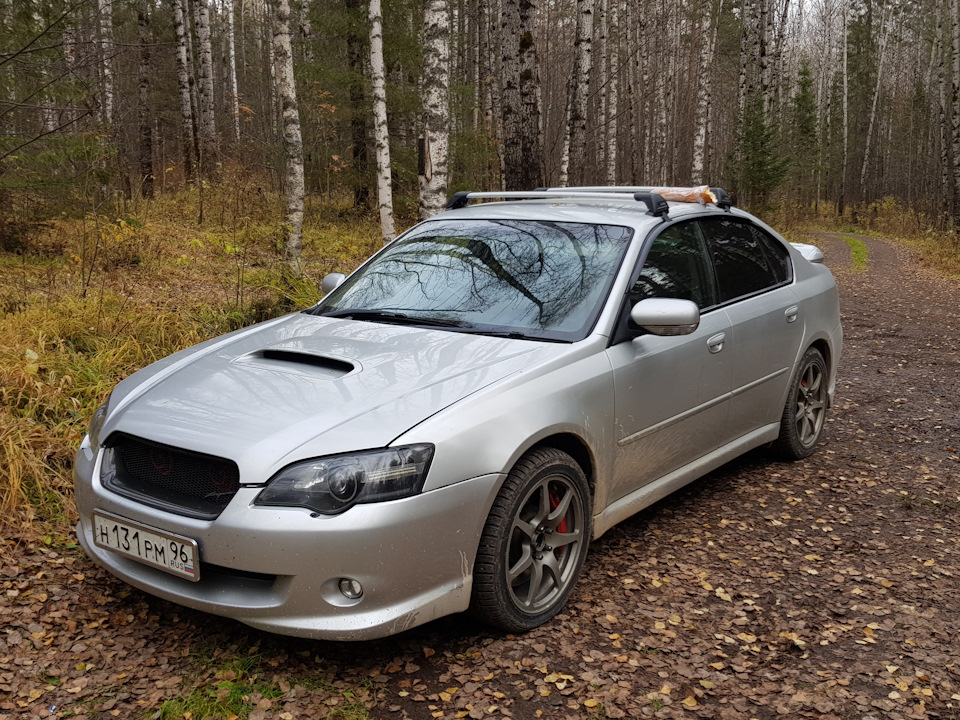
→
(773, 347, 828, 460)
(471, 448, 591, 632)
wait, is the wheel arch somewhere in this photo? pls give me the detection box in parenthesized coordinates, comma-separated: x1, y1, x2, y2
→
(529, 433, 596, 496)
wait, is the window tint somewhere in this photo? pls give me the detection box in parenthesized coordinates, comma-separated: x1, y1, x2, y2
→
(749, 224, 791, 284)
(634, 221, 716, 309)
(700, 218, 781, 302)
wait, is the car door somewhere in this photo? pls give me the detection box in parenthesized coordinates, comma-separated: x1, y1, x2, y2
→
(699, 217, 805, 439)
(605, 220, 732, 505)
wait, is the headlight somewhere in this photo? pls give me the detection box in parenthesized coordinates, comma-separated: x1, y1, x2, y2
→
(87, 393, 112, 455)
(254, 444, 434, 515)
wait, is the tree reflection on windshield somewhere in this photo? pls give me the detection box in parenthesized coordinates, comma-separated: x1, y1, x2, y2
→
(311, 219, 633, 342)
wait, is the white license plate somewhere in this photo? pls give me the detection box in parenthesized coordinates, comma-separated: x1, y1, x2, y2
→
(92, 510, 200, 582)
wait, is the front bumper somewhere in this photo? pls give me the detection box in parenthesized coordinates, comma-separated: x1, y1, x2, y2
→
(74, 439, 503, 640)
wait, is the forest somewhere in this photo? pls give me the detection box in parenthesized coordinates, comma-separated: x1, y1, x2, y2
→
(3, 0, 958, 255)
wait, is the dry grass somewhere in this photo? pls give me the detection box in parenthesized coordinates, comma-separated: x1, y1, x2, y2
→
(0, 183, 385, 541)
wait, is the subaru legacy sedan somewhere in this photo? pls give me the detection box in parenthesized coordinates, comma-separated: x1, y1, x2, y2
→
(75, 187, 842, 640)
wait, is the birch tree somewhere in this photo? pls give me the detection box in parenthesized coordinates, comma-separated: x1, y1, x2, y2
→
(172, 0, 197, 181)
(419, 0, 450, 219)
(193, 0, 217, 177)
(501, 0, 543, 189)
(605, 0, 618, 184)
(98, 0, 113, 124)
(138, 0, 153, 198)
(268, 0, 305, 264)
(226, 0, 240, 144)
(566, 0, 594, 185)
(369, 0, 396, 243)
(692, 0, 721, 183)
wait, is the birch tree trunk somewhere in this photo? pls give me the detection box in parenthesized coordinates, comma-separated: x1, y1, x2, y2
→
(566, 0, 594, 185)
(558, 89, 571, 185)
(597, 0, 608, 176)
(859, 5, 891, 200)
(172, 0, 197, 181)
(226, 0, 240, 144)
(98, 0, 113, 124)
(951, 0, 960, 219)
(501, 0, 543, 189)
(369, 0, 396, 243)
(937, 7, 951, 220)
(268, 0, 305, 264)
(692, 0, 713, 182)
(419, 0, 451, 219)
(839, 1, 849, 216)
(193, 0, 217, 177)
(138, 0, 154, 198)
(605, 0, 618, 185)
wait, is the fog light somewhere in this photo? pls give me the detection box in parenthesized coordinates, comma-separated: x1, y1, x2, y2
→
(338, 578, 363, 600)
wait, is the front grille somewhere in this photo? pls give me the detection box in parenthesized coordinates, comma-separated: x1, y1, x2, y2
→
(101, 434, 241, 519)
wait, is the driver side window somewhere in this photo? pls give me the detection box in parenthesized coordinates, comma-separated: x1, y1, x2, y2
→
(633, 221, 717, 310)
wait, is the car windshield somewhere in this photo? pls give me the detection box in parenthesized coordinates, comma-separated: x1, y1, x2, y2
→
(307, 219, 634, 341)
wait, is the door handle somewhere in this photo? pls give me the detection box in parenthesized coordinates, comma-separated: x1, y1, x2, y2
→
(707, 332, 726, 354)
(785, 305, 799, 323)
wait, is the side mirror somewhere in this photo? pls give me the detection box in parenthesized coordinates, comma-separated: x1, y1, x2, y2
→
(630, 298, 700, 336)
(320, 272, 346, 295)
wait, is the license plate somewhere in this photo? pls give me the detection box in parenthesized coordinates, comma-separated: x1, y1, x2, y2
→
(92, 510, 200, 582)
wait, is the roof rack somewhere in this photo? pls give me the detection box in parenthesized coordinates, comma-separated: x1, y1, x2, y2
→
(446, 189, 672, 219)
(446, 186, 734, 218)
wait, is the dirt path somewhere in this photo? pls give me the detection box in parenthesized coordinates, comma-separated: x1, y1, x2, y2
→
(3, 232, 960, 720)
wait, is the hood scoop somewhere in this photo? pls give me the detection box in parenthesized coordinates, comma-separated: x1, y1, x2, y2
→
(242, 348, 356, 378)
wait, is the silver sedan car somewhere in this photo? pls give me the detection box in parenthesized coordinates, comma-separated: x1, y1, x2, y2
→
(74, 187, 842, 640)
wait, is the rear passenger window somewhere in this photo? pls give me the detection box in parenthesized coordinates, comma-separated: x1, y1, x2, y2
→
(699, 218, 787, 303)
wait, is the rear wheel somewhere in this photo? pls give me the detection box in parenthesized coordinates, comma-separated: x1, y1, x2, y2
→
(773, 347, 828, 460)
(471, 448, 591, 632)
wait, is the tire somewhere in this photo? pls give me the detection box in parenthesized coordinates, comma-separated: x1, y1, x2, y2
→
(773, 347, 828, 460)
(471, 448, 592, 632)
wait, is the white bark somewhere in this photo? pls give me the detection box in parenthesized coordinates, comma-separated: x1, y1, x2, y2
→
(226, 0, 240, 144)
(268, 0, 305, 263)
(859, 4, 891, 199)
(98, 0, 113, 124)
(605, 0, 618, 185)
(419, 0, 451, 219)
(692, 0, 721, 183)
(173, 0, 197, 180)
(369, 0, 396, 243)
(567, 0, 594, 185)
(193, 0, 217, 175)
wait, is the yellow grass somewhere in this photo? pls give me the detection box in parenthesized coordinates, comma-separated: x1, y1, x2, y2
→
(1, 184, 386, 540)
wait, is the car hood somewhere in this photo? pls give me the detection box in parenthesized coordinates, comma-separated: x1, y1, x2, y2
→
(102, 313, 556, 484)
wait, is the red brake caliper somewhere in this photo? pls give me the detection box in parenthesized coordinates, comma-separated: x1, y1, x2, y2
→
(549, 489, 568, 557)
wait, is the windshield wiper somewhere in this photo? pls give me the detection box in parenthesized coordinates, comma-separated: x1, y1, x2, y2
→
(321, 309, 467, 328)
